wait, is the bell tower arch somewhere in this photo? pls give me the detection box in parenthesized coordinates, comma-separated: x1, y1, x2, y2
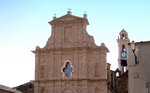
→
(117, 29, 130, 73)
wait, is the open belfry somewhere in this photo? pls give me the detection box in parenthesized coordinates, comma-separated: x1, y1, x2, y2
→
(33, 11, 109, 93)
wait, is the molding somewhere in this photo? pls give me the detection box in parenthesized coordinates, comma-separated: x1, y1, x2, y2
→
(32, 47, 109, 54)
(33, 79, 108, 84)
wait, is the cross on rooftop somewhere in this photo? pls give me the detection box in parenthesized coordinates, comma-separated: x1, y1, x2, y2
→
(54, 14, 56, 17)
(68, 8, 72, 11)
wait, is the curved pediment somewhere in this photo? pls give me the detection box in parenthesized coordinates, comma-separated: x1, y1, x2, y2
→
(33, 11, 109, 53)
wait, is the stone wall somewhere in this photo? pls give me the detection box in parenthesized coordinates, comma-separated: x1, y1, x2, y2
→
(33, 11, 109, 93)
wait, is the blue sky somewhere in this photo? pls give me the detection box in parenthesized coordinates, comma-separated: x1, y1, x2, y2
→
(0, 0, 150, 87)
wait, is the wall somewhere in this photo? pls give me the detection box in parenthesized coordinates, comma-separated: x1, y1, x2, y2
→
(128, 42, 150, 93)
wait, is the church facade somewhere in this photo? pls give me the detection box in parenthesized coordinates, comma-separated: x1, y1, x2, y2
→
(33, 11, 109, 93)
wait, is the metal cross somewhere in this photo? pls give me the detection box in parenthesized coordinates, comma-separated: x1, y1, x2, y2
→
(68, 8, 72, 11)
(54, 14, 56, 17)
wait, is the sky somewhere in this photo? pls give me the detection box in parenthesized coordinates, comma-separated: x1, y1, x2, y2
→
(0, 0, 150, 87)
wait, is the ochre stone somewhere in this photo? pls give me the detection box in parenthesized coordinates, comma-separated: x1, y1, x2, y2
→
(33, 11, 109, 93)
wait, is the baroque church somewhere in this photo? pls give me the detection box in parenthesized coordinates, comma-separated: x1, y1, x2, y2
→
(32, 11, 109, 93)
(2, 9, 149, 93)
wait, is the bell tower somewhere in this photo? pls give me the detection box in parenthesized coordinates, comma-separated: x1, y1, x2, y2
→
(117, 29, 130, 73)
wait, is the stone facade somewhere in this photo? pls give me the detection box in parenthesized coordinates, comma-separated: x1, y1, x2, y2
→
(107, 63, 112, 93)
(128, 41, 150, 93)
(117, 71, 128, 93)
(33, 11, 109, 93)
(107, 68, 128, 93)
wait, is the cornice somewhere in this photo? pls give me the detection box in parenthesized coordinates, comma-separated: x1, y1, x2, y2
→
(117, 39, 130, 42)
(33, 78, 107, 83)
(32, 46, 109, 54)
